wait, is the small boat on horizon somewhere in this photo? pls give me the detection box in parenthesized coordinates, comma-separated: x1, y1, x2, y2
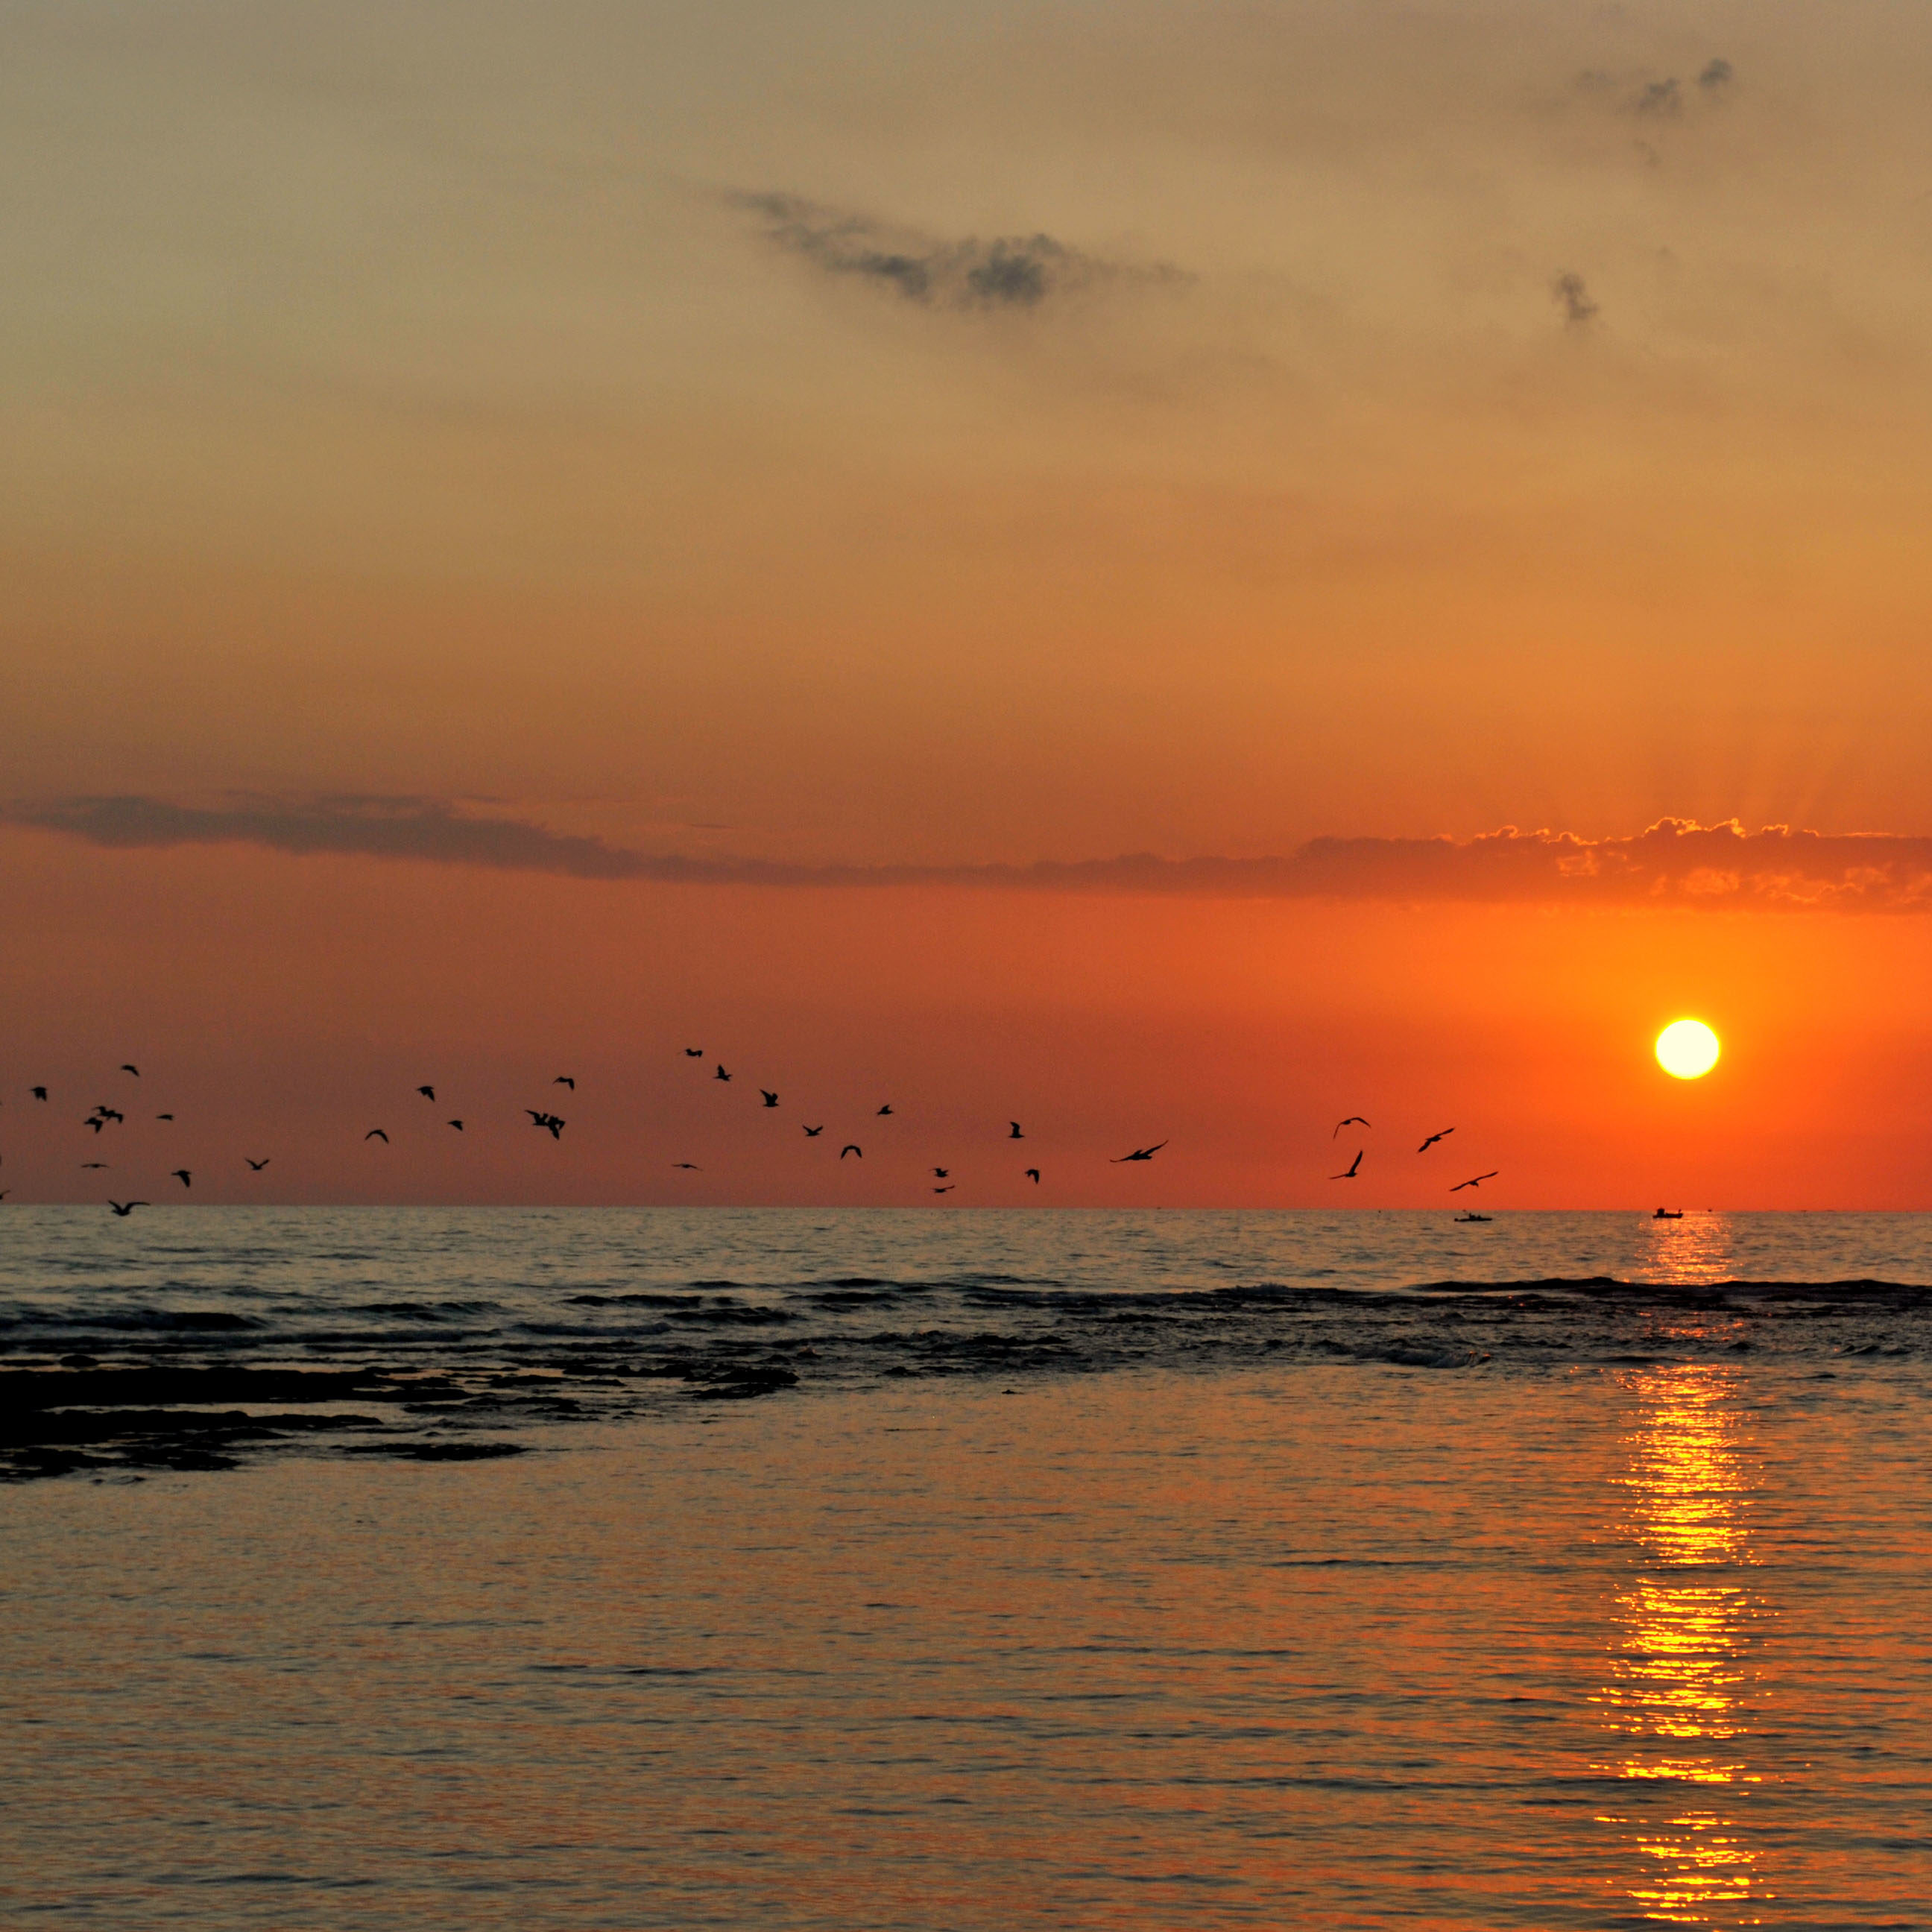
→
(1652, 1208, 1684, 1220)
(1456, 1212, 1491, 1223)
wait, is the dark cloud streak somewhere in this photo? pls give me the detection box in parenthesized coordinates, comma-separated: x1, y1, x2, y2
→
(11, 798, 1932, 913)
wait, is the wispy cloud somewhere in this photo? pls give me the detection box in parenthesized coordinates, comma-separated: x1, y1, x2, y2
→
(724, 190, 1187, 312)
(9, 800, 1932, 911)
(1551, 271, 1598, 326)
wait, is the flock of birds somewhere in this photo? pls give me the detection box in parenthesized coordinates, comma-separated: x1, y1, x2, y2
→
(1, 1057, 1502, 1212)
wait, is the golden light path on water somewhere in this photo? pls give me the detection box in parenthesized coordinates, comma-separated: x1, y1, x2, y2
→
(1596, 1214, 1772, 1927)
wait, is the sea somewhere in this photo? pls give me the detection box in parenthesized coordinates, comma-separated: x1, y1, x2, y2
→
(3, 1207, 1930, 1929)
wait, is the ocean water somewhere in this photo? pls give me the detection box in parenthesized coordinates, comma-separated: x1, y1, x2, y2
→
(4, 1208, 1931, 1928)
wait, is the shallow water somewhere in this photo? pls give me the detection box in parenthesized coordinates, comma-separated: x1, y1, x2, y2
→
(4, 1210, 1931, 1925)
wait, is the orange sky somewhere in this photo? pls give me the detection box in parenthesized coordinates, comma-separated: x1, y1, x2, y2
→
(5, 1, 1932, 1205)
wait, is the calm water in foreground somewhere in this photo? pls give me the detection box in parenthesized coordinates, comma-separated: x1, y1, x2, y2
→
(4, 1208, 1931, 1928)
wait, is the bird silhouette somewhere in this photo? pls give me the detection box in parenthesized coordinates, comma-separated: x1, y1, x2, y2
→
(121, 1064, 140, 1076)
(246, 1158, 270, 1171)
(1450, 1171, 1499, 1193)
(803, 1125, 824, 1137)
(1333, 1116, 1371, 1137)
(554, 1076, 575, 1090)
(715, 1066, 731, 1082)
(1111, 1141, 1168, 1163)
(107, 1200, 147, 1216)
(1332, 1149, 1364, 1179)
(1025, 1168, 1041, 1184)
(31, 1087, 47, 1100)
(684, 1048, 704, 1058)
(155, 1113, 174, 1121)
(840, 1144, 862, 1159)
(672, 1162, 702, 1170)
(761, 1090, 780, 1108)
(84, 1117, 105, 1134)
(932, 1185, 954, 1194)
(80, 1161, 108, 1169)
(525, 1111, 565, 1138)
(170, 1169, 192, 1187)
(1418, 1128, 1455, 1154)
(417, 1085, 436, 1100)
(1009, 1121, 1024, 1139)
(932, 1167, 950, 1178)
(447, 1119, 464, 1131)
(877, 1104, 894, 1117)
(365, 1128, 388, 1143)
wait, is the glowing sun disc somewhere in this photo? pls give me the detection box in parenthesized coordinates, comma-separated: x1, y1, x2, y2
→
(1655, 1019, 1720, 1079)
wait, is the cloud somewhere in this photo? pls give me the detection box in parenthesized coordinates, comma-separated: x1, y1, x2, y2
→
(724, 190, 1186, 312)
(13, 800, 1932, 912)
(1552, 271, 1598, 326)
(1698, 58, 1735, 93)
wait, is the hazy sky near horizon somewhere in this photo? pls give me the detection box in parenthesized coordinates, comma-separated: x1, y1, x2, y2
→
(7, 0, 1932, 1205)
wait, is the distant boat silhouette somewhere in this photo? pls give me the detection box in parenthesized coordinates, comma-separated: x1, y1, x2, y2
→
(1652, 1208, 1683, 1219)
(1455, 1212, 1491, 1223)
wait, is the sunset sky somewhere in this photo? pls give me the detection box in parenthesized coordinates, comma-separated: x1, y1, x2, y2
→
(7, 0, 1932, 1207)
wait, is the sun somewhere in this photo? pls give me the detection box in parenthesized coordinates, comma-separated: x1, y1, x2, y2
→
(1655, 1019, 1720, 1080)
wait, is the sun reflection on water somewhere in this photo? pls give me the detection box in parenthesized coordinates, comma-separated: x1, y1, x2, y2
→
(1594, 1361, 1770, 1925)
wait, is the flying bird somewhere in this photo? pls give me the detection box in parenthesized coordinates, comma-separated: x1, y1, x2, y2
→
(1418, 1128, 1455, 1154)
(107, 1200, 147, 1216)
(84, 1117, 105, 1134)
(840, 1144, 862, 1159)
(121, 1064, 140, 1077)
(802, 1125, 824, 1137)
(170, 1169, 192, 1187)
(1009, 1122, 1024, 1139)
(672, 1162, 702, 1170)
(525, 1111, 565, 1138)
(1111, 1142, 1168, 1163)
(684, 1048, 704, 1057)
(246, 1158, 270, 1171)
(155, 1114, 174, 1121)
(1333, 1117, 1371, 1137)
(932, 1167, 949, 1178)
(1332, 1149, 1364, 1180)
(80, 1162, 108, 1169)
(932, 1185, 954, 1194)
(417, 1085, 436, 1100)
(715, 1066, 731, 1082)
(1025, 1168, 1041, 1183)
(761, 1090, 780, 1108)
(447, 1119, 464, 1131)
(877, 1104, 894, 1117)
(1450, 1172, 1499, 1193)
(365, 1128, 389, 1143)
(31, 1086, 47, 1100)
(554, 1076, 575, 1090)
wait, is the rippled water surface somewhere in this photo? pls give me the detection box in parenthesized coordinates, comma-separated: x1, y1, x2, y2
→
(4, 1210, 1931, 1926)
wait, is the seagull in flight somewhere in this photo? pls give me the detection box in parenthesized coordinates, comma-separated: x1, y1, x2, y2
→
(932, 1185, 955, 1194)
(932, 1167, 949, 1178)
(803, 1125, 824, 1137)
(672, 1162, 702, 1170)
(684, 1048, 704, 1058)
(1450, 1171, 1499, 1193)
(417, 1085, 436, 1100)
(715, 1065, 731, 1082)
(107, 1200, 147, 1216)
(554, 1076, 575, 1090)
(447, 1119, 464, 1131)
(155, 1113, 174, 1121)
(80, 1161, 108, 1169)
(31, 1086, 48, 1101)
(840, 1144, 862, 1159)
(170, 1168, 192, 1187)
(1331, 1149, 1364, 1179)
(526, 1111, 565, 1139)
(877, 1104, 894, 1117)
(1111, 1142, 1168, 1163)
(121, 1064, 140, 1077)
(246, 1158, 270, 1171)
(1333, 1116, 1371, 1137)
(1025, 1168, 1041, 1184)
(761, 1090, 780, 1108)
(365, 1128, 388, 1143)
(1417, 1128, 1455, 1154)
(1009, 1122, 1024, 1139)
